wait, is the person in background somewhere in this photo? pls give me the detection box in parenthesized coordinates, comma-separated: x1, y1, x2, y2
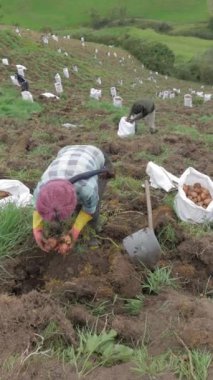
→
(15, 72, 29, 91)
(126, 98, 157, 134)
(33, 145, 114, 255)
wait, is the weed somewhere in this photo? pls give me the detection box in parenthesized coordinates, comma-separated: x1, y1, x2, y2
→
(163, 192, 176, 208)
(32, 131, 56, 143)
(171, 349, 212, 380)
(199, 115, 213, 122)
(8, 168, 42, 183)
(28, 145, 54, 158)
(179, 220, 213, 238)
(109, 175, 142, 194)
(132, 346, 171, 377)
(87, 300, 112, 316)
(58, 327, 133, 376)
(142, 266, 178, 294)
(0, 204, 32, 259)
(120, 295, 144, 316)
(2, 354, 20, 372)
(157, 223, 178, 251)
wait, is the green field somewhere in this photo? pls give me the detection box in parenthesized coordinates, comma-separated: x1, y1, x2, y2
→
(0, 0, 210, 30)
(83, 26, 213, 61)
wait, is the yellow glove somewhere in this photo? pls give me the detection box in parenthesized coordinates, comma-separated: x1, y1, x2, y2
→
(72, 210, 93, 240)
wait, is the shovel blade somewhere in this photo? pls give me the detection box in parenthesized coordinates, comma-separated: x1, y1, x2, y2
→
(123, 227, 161, 268)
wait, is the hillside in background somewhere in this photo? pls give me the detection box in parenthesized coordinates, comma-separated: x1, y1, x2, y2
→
(0, 0, 210, 30)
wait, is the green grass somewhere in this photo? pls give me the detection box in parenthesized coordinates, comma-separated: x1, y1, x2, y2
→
(82, 26, 213, 62)
(109, 176, 142, 195)
(179, 221, 213, 238)
(121, 295, 145, 316)
(8, 168, 42, 183)
(0, 0, 209, 29)
(55, 327, 133, 377)
(142, 266, 178, 294)
(157, 223, 179, 251)
(133, 347, 171, 377)
(165, 123, 213, 146)
(172, 349, 212, 380)
(0, 88, 42, 119)
(133, 347, 212, 379)
(0, 204, 32, 259)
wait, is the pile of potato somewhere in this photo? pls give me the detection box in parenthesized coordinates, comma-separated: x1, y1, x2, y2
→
(183, 182, 212, 208)
(0, 190, 11, 199)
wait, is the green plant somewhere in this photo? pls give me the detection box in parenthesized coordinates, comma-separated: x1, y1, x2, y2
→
(133, 346, 171, 377)
(87, 300, 112, 317)
(172, 349, 212, 380)
(122, 37, 175, 74)
(193, 96, 204, 106)
(142, 266, 178, 294)
(0, 204, 32, 259)
(109, 176, 142, 194)
(121, 295, 144, 316)
(179, 221, 213, 238)
(59, 328, 133, 376)
(157, 223, 178, 251)
(2, 354, 20, 372)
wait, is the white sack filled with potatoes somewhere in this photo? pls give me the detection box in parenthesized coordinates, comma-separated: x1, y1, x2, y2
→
(174, 167, 213, 223)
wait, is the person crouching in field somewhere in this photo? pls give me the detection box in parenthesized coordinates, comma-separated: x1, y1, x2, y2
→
(33, 145, 114, 255)
(126, 98, 157, 134)
(15, 72, 29, 92)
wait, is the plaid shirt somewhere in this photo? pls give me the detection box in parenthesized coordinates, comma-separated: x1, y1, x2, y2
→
(34, 145, 105, 214)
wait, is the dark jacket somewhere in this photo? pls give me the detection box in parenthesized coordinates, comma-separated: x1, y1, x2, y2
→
(15, 72, 29, 91)
(130, 99, 155, 119)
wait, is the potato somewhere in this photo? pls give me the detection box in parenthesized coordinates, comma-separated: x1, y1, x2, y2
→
(0, 190, 11, 199)
(193, 182, 201, 189)
(47, 237, 58, 250)
(183, 184, 188, 194)
(63, 234, 72, 245)
(197, 201, 203, 207)
(188, 195, 193, 200)
(191, 191, 197, 198)
(58, 243, 69, 256)
(200, 192, 207, 201)
(203, 198, 212, 207)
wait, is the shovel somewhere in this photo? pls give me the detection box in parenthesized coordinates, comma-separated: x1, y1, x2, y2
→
(123, 180, 161, 269)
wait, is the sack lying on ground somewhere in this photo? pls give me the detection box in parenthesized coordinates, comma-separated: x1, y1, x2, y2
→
(146, 161, 179, 192)
(0, 180, 32, 208)
(174, 167, 213, 223)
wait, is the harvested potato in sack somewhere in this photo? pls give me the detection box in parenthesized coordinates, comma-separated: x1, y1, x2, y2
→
(0, 179, 33, 208)
(174, 167, 213, 223)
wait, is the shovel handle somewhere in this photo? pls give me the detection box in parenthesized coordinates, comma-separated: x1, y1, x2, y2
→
(145, 180, 153, 230)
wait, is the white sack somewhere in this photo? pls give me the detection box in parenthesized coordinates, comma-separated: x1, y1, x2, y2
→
(41, 92, 59, 99)
(10, 75, 20, 86)
(174, 167, 213, 223)
(2, 58, 9, 65)
(146, 162, 179, 192)
(117, 117, 135, 138)
(0, 180, 33, 208)
(21, 91, 33, 102)
(54, 82, 63, 94)
(90, 88, 102, 100)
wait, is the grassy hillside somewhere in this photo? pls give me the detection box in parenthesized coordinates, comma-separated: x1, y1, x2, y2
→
(76, 26, 213, 62)
(0, 28, 213, 380)
(0, 0, 210, 30)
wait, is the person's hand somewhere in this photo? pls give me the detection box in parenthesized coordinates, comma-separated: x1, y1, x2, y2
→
(33, 228, 51, 252)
